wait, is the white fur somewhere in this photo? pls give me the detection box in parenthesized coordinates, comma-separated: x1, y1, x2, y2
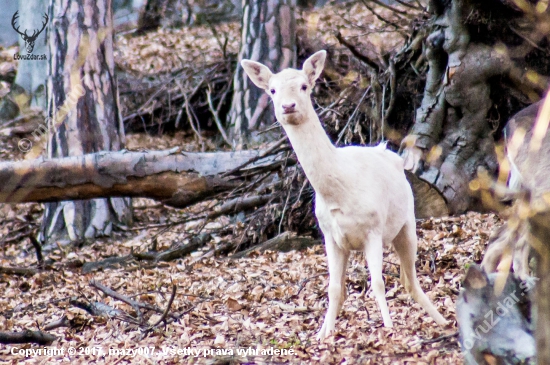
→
(241, 51, 447, 341)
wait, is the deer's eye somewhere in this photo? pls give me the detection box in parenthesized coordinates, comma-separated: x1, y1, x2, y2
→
(270, 89, 275, 95)
(301, 84, 307, 91)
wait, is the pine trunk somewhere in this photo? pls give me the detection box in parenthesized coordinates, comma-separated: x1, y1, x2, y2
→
(229, 0, 296, 148)
(40, 0, 131, 244)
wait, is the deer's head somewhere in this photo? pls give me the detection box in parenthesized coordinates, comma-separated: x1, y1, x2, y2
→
(241, 50, 326, 126)
(12, 11, 49, 54)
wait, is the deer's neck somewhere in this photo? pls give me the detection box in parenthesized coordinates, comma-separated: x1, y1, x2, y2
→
(283, 109, 339, 196)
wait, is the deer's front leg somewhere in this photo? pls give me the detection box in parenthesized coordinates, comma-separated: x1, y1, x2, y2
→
(317, 236, 349, 341)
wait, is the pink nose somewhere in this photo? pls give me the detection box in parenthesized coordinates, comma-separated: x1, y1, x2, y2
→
(282, 103, 296, 112)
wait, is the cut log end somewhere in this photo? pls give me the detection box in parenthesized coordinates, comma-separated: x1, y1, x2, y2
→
(405, 170, 449, 219)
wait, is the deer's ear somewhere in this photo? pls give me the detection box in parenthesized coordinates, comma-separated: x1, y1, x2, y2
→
(302, 50, 326, 86)
(241, 60, 273, 90)
(462, 265, 488, 291)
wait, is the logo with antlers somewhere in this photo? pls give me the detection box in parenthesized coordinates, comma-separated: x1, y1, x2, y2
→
(11, 11, 49, 54)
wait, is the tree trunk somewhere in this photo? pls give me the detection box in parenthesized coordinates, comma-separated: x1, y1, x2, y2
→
(136, 0, 168, 33)
(12, 0, 49, 109)
(1, 0, 49, 122)
(41, 0, 131, 244)
(229, 0, 296, 148)
(400, 0, 547, 214)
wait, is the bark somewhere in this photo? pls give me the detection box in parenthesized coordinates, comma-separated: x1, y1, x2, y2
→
(136, 0, 168, 33)
(12, 0, 49, 109)
(137, 0, 242, 32)
(0, 2, 18, 47)
(0, 330, 56, 345)
(229, 0, 296, 148)
(529, 209, 550, 365)
(43, 0, 130, 244)
(0, 149, 268, 207)
(401, 0, 547, 214)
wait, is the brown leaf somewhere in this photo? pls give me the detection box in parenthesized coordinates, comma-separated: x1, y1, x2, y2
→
(226, 297, 243, 312)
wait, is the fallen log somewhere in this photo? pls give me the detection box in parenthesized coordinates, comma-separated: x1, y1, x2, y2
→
(0, 142, 447, 229)
(0, 148, 277, 208)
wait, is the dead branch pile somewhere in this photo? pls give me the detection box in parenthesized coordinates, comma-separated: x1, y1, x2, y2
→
(111, 1, 426, 253)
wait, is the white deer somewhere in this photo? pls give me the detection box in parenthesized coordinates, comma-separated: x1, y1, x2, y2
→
(241, 51, 447, 340)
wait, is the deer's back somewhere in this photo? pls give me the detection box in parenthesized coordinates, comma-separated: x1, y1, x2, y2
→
(314, 145, 413, 250)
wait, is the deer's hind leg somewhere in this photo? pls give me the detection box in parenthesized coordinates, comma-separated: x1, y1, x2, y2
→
(392, 221, 447, 325)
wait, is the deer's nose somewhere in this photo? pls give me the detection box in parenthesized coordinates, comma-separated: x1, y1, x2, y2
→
(282, 103, 296, 113)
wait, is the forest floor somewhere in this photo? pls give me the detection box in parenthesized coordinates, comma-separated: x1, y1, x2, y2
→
(0, 191, 497, 364)
(0, 2, 499, 364)
(0, 131, 497, 364)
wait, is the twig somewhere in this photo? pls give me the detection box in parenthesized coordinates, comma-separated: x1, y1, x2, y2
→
(0, 266, 40, 275)
(182, 92, 203, 148)
(174, 75, 206, 128)
(0, 229, 33, 245)
(43, 316, 70, 331)
(291, 178, 310, 210)
(133, 203, 164, 210)
(90, 280, 144, 323)
(28, 234, 44, 266)
(145, 194, 273, 241)
(222, 137, 288, 177)
(335, 32, 380, 72)
(186, 241, 234, 268)
(278, 166, 298, 235)
(360, 0, 407, 35)
(509, 26, 548, 55)
(257, 121, 281, 135)
(206, 86, 232, 146)
(71, 299, 141, 325)
(365, 0, 408, 15)
(393, 0, 422, 10)
(145, 283, 177, 330)
(129, 215, 198, 232)
(419, 332, 458, 345)
(336, 86, 371, 144)
(0, 111, 43, 129)
(290, 273, 326, 299)
(413, 0, 425, 10)
(317, 88, 351, 117)
(134, 233, 211, 262)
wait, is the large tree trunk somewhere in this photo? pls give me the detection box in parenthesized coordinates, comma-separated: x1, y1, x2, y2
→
(1, 0, 49, 122)
(12, 0, 49, 109)
(40, 0, 131, 244)
(229, 0, 296, 148)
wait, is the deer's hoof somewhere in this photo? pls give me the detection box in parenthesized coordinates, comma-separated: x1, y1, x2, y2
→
(316, 323, 333, 341)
